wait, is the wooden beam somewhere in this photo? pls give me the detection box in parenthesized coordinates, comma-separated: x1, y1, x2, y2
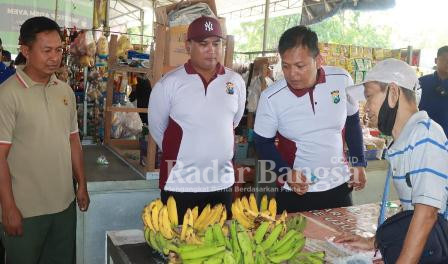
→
(224, 35, 235, 68)
(110, 139, 140, 148)
(150, 24, 167, 86)
(104, 34, 118, 145)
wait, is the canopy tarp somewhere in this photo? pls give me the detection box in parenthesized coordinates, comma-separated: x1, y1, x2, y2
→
(300, 0, 395, 25)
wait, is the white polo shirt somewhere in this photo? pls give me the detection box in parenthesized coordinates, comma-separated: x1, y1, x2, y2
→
(149, 62, 246, 192)
(386, 111, 448, 214)
(254, 66, 358, 192)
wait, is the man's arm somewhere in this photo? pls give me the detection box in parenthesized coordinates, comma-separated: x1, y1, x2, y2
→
(233, 77, 247, 128)
(70, 133, 89, 211)
(148, 81, 170, 149)
(396, 204, 438, 264)
(0, 144, 23, 236)
(344, 111, 367, 190)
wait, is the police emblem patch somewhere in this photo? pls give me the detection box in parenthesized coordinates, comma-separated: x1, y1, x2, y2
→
(226, 82, 235, 95)
(331, 90, 340, 104)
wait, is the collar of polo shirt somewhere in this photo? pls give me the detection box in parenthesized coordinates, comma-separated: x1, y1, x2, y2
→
(15, 66, 59, 88)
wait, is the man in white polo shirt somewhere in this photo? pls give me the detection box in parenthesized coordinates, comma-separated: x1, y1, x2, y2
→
(254, 26, 367, 213)
(335, 59, 448, 263)
(148, 16, 246, 221)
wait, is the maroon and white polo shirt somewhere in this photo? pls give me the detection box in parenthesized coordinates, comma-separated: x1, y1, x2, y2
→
(254, 66, 358, 192)
(148, 61, 246, 192)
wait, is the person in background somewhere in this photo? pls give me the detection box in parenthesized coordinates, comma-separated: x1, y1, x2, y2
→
(129, 75, 151, 124)
(148, 16, 246, 221)
(419, 46, 448, 136)
(254, 26, 366, 213)
(0, 38, 15, 84)
(0, 16, 89, 264)
(335, 58, 448, 264)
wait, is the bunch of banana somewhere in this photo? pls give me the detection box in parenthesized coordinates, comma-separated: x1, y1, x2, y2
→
(142, 199, 163, 232)
(290, 251, 326, 264)
(232, 194, 281, 230)
(142, 197, 179, 240)
(286, 215, 307, 233)
(193, 203, 227, 233)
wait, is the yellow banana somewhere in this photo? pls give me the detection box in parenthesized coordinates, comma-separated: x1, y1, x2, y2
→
(194, 204, 211, 229)
(241, 196, 250, 210)
(167, 196, 178, 227)
(198, 204, 222, 231)
(268, 198, 277, 218)
(231, 203, 253, 229)
(260, 195, 268, 211)
(192, 206, 199, 222)
(181, 208, 191, 241)
(142, 202, 155, 231)
(219, 208, 227, 227)
(275, 210, 288, 226)
(159, 206, 174, 239)
(235, 198, 245, 212)
(151, 201, 161, 232)
(249, 193, 259, 213)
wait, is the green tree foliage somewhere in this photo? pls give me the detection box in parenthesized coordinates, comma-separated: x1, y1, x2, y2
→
(230, 11, 392, 53)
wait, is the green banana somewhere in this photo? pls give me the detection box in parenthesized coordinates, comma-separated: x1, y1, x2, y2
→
(144, 227, 151, 244)
(269, 229, 299, 252)
(212, 223, 226, 246)
(204, 226, 214, 245)
(237, 230, 254, 264)
(183, 257, 208, 264)
(230, 221, 242, 264)
(155, 232, 168, 255)
(273, 236, 304, 256)
(260, 223, 283, 250)
(148, 230, 161, 253)
(297, 216, 307, 232)
(254, 222, 270, 245)
(267, 239, 304, 263)
(179, 245, 226, 260)
(179, 244, 202, 253)
(203, 251, 226, 264)
(223, 251, 236, 264)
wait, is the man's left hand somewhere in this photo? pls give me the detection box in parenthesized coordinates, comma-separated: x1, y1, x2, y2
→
(76, 185, 90, 212)
(348, 166, 366, 191)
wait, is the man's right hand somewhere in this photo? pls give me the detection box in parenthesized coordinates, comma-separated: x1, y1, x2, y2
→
(287, 169, 309, 195)
(2, 204, 23, 236)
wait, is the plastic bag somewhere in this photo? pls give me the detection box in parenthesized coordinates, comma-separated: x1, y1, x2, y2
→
(111, 103, 143, 138)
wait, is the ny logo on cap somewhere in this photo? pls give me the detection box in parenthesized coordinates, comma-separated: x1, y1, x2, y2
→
(204, 21, 213, 31)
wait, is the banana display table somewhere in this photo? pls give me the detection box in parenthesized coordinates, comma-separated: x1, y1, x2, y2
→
(105, 203, 390, 263)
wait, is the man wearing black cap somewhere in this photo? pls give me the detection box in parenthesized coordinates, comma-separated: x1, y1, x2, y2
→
(149, 16, 246, 220)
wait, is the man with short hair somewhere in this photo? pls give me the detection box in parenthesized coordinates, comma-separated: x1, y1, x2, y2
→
(335, 58, 448, 264)
(148, 16, 246, 220)
(0, 17, 89, 263)
(419, 46, 448, 136)
(254, 26, 366, 213)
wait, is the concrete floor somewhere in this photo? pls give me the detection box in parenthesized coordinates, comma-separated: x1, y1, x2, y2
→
(352, 160, 398, 205)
